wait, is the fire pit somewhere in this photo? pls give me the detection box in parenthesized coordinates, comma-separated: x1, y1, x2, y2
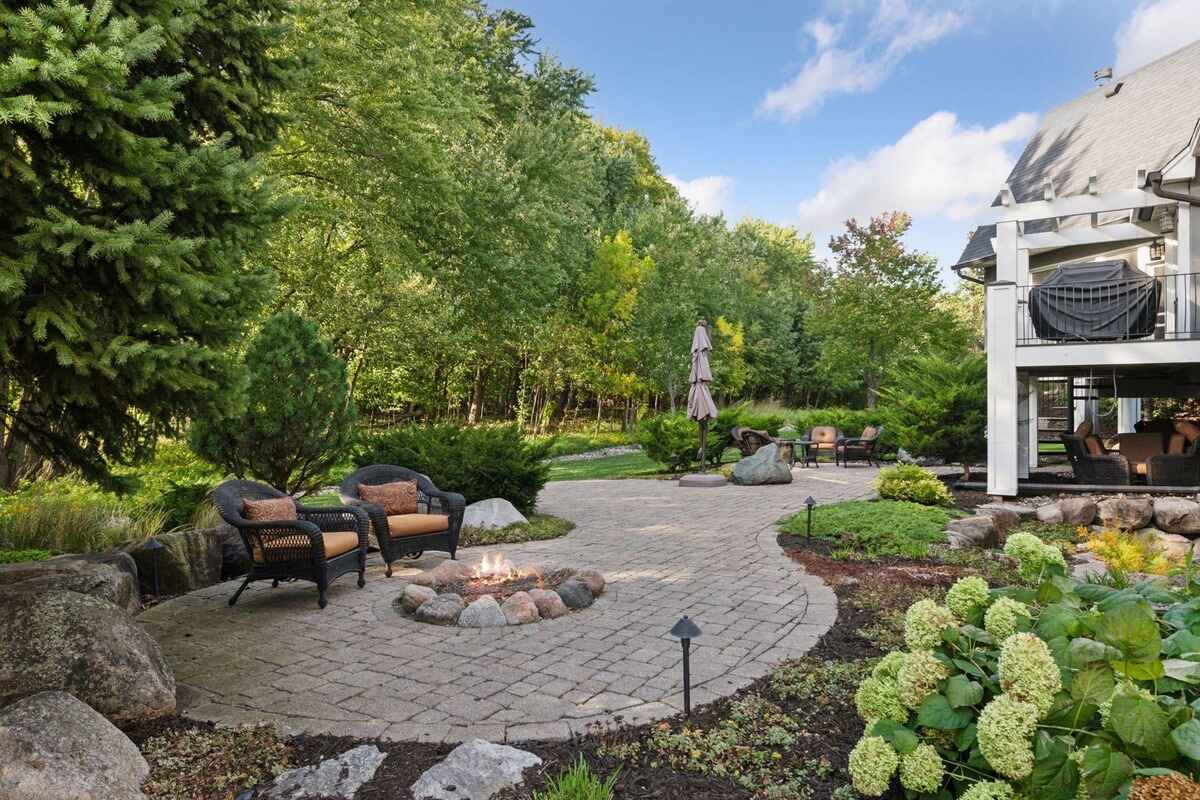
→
(396, 554, 606, 628)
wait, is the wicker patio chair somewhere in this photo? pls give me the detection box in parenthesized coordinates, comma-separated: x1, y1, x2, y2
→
(805, 426, 842, 464)
(214, 480, 369, 609)
(730, 426, 774, 457)
(339, 465, 464, 576)
(1147, 444, 1200, 486)
(836, 426, 884, 467)
(1060, 434, 1131, 486)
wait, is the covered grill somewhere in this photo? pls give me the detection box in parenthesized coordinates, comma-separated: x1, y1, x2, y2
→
(1028, 260, 1159, 342)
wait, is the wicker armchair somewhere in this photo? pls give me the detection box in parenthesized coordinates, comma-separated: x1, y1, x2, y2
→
(837, 426, 884, 467)
(1060, 434, 1131, 486)
(1147, 448, 1200, 486)
(730, 426, 774, 457)
(805, 426, 841, 464)
(339, 465, 464, 576)
(214, 480, 369, 609)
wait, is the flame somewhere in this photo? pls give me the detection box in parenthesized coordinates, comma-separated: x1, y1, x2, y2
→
(472, 553, 544, 586)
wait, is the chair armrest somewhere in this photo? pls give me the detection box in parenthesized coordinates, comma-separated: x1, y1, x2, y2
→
(296, 505, 367, 532)
(426, 488, 465, 518)
(237, 519, 325, 561)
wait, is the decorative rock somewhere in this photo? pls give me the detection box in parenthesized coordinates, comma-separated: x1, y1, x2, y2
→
(975, 505, 1021, 534)
(1035, 503, 1064, 524)
(462, 498, 528, 530)
(1153, 530, 1195, 560)
(265, 744, 387, 800)
(122, 528, 222, 595)
(400, 584, 437, 613)
(944, 516, 996, 548)
(556, 578, 594, 609)
(1070, 552, 1108, 581)
(0, 591, 175, 722)
(730, 443, 793, 486)
(500, 591, 540, 625)
(459, 595, 507, 628)
(411, 738, 542, 800)
(412, 560, 475, 588)
(528, 588, 569, 619)
(1154, 497, 1200, 535)
(575, 569, 606, 595)
(1097, 496, 1154, 530)
(1058, 497, 1098, 526)
(414, 593, 466, 625)
(214, 522, 252, 578)
(0, 691, 150, 800)
(0, 554, 140, 611)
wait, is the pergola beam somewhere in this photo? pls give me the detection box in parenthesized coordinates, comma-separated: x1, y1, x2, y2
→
(1015, 222, 1160, 252)
(990, 188, 1175, 223)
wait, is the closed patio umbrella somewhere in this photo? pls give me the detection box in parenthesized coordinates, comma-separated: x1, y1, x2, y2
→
(687, 320, 719, 471)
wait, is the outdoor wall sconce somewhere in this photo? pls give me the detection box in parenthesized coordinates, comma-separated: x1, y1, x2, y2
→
(144, 537, 164, 598)
(1150, 239, 1166, 262)
(670, 615, 702, 717)
(804, 496, 817, 537)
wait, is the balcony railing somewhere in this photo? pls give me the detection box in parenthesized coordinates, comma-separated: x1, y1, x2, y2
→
(1016, 272, 1200, 345)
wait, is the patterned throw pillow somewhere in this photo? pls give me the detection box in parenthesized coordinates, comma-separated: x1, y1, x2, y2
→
(242, 496, 298, 521)
(1075, 420, 1093, 437)
(1176, 420, 1200, 444)
(359, 481, 418, 515)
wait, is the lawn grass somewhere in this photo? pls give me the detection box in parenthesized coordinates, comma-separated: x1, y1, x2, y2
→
(547, 451, 665, 481)
(460, 514, 575, 548)
(778, 499, 951, 558)
(1038, 441, 1066, 453)
(537, 431, 634, 458)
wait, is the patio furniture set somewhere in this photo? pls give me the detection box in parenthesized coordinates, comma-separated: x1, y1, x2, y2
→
(1060, 418, 1200, 486)
(213, 465, 465, 608)
(731, 425, 884, 468)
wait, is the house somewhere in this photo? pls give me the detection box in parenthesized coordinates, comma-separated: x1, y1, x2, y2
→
(953, 41, 1200, 497)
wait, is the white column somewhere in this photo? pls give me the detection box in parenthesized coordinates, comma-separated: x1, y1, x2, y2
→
(1117, 398, 1142, 433)
(1017, 374, 1030, 481)
(1027, 375, 1040, 472)
(988, 221, 1020, 497)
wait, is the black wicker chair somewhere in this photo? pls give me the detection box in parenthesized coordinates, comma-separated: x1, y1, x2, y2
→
(837, 426, 884, 467)
(1147, 447, 1200, 486)
(1060, 434, 1131, 486)
(214, 480, 369, 609)
(339, 465, 464, 577)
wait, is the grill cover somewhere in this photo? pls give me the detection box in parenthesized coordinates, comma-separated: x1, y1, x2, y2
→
(1028, 260, 1159, 341)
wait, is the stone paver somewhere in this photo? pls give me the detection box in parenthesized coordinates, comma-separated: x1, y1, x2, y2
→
(140, 467, 881, 742)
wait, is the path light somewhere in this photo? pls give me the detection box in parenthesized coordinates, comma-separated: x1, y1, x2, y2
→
(669, 615, 702, 717)
(804, 496, 817, 537)
(144, 537, 164, 598)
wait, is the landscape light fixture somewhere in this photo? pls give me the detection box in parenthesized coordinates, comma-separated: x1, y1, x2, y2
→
(143, 537, 164, 598)
(804, 496, 817, 537)
(669, 615, 702, 717)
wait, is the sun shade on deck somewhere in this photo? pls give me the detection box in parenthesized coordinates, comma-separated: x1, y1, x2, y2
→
(1028, 260, 1159, 341)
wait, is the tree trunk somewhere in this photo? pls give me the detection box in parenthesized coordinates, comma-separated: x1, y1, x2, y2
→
(548, 382, 571, 430)
(467, 364, 487, 424)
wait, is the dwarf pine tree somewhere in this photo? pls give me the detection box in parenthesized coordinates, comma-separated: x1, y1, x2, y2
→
(0, 0, 297, 487)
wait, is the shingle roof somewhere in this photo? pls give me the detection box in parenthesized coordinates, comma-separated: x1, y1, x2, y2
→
(955, 41, 1200, 268)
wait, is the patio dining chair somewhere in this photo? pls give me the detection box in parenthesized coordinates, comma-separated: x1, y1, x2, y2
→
(214, 480, 369, 608)
(730, 426, 774, 457)
(837, 426, 884, 467)
(339, 465, 464, 576)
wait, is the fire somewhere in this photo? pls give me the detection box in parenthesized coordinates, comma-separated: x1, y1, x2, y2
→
(475, 552, 519, 580)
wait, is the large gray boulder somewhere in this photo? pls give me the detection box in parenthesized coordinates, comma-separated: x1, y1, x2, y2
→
(500, 592, 539, 625)
(945, 516, 997, 548)
(1154, 497, 1200, 535)
(265, 744, 386, 800)
(0, 554, 139, 611)
(414, 594, 466, 625)
(1058, 497, 1098, 526)
(0, 591, 175, 723)
(462, 498, 528, 530)
(556, 578, 594, 609)
(975, 504, 1021, 534)
(731, 443, 793, 486)
(1035, 503, 1064, 524)
(412, 739, 542, 800)
(458, 595, 507, 628)
(121, 528, 222, 595)
(0, 691, 149, 800)
(1097, 496, 1154, 530)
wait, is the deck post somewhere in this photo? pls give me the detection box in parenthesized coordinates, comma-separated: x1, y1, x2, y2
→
(987, 222, 1020, 496)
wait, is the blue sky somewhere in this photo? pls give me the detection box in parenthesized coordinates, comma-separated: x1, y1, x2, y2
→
(504, 0, 1199, 282)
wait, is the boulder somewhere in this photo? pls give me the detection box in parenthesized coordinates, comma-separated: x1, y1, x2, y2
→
(458, 595, 507, 628)
(0, 591, 175, 722)
(1035, 503, 1064, 524)
(575, 569, 606, 595)
(1058, 497, 1098, 526)
(730, 443, 793, 486)
(0, 554, 139, 611)
(0, 691, 150, 800)
(412, 560, 475, 588)
(462, 499, 528, 530)
(501, 591, 540, 625)
(1097, 497, 1155, 530)
(414, 594, 466, 625)
(121, 528, 222, 595)
(556, 578, 594, 609)
(411, 739, 542, 800)
(975, 505, 1020, 534)
(1070, 552, 1109, 582)
(528, 588, 568, 619)
(1152, 530, 1195, 560)
(265, 744, 386, 800)
(400, 584, 437, 614)
(944, 516, 996, 548)
(1154, 497, 1200, 535)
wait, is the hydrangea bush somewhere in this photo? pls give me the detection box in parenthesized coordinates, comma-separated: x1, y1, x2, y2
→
(846, 532, 1200, 799)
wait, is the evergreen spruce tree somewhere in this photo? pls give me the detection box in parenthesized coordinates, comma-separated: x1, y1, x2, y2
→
(0, 0, 297, 487)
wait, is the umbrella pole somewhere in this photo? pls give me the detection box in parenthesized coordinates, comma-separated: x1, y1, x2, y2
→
(698, 418, 708, 473)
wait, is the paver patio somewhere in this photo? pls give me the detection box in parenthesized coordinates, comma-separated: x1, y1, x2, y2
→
(140, 467, 881, 743)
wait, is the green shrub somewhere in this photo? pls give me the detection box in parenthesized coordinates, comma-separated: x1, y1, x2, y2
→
(876, 464, 953, 507)
(0, 548, 55, 564)
(533, 757, 618, 800)
(356, 424, 550, 514)
(116, 440, 223, 527)
(0, 478, 167, 553)
(778, 499, 950, 558)
(845, 542, 1200, 800)
(636, 412, 699, 472)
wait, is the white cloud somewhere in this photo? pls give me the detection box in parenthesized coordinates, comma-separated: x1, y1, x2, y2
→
(760, 1, 966, 119)
(795, 110, 1040, 247)
(666, 174, 733, 216)
(1114, 0, 1200, 77)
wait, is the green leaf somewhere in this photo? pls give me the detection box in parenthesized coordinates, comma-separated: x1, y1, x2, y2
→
(1039, 604, 1081, 640)
(1070, 637, 1121, 666)
(1038, 580, 1065, 604)
(1096, 603, 1162, 662)
(952, 658, 986, 679)
(1030, 731, 1079, 800)
(1076, 583, 1119, 603)
(956, 723, 977, 751)
(945, 675, 983, 708)
(1071, 663, 1116, 705)
(1112, 659, 1165, 681)
(1170, 719, 1200, 760)
(1134, 582, 1179, 604)
(1079, 744, 1133, 800)
(1163, 629, 1200, 658)
(1163, 659, 1200, 684)
(869, 719, 919, 755)
(916, 694, 972, 730)
(959, 625, 993, 645)
(1109, 694, 1178, 762)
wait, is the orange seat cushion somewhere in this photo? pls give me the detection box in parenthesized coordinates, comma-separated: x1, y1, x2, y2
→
(1084, 436, 1104, 455)
(1169, 433, 1187, 455)
(1075, 420, 1093, 437)
(1134, 462, 1148, 476)
(386, 514, 450, 537)
(1117, 432, 1165, 466)
(252, 530, 360, 561)
(809, 426, 839, 444)
(1176, 420, 1200, 444)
